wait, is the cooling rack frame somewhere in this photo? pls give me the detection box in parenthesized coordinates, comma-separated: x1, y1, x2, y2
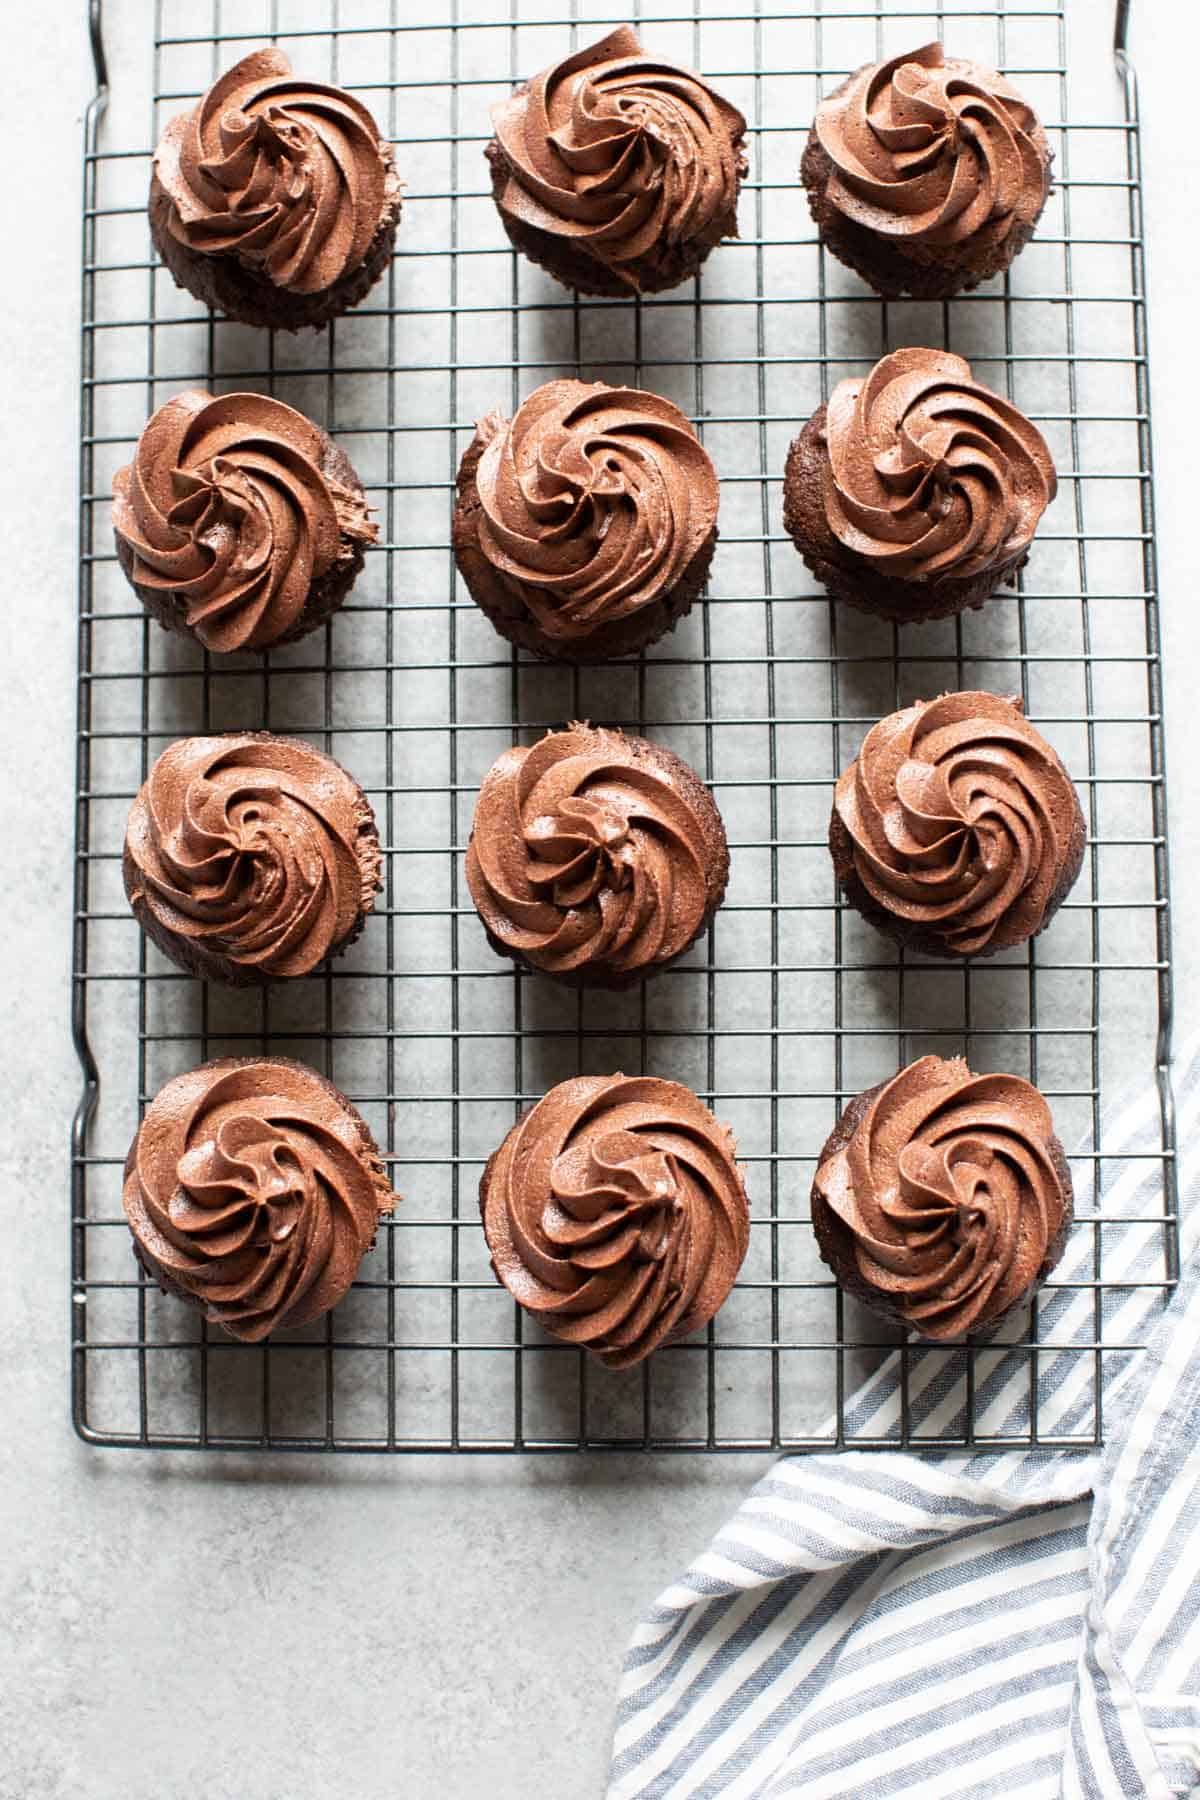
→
(72, 0, 1177, 1453)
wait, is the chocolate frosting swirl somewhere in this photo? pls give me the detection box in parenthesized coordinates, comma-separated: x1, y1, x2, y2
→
(482, 1074, 749, 1367)
(124, 734, 381, 981)
(834, 692, 1082, 956)
(154, 48, 397, 294)
(814, 43, 1049, 250)
(466, 724, 724, 982)
(821, 349, 1055, 584)
(113, 389, 376, 653)
(814, 1055, 1069, 1338)
(470, 381, 718, 646)
(490, 25, 746, 290)
(125, 1057, 397, 1342)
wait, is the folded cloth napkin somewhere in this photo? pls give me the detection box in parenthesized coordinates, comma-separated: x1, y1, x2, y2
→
(609, 1040, 1200, 1800)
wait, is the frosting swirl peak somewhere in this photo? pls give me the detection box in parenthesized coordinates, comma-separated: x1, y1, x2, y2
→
(154, 48, 397, 295)
(124, 733, 381, 983)
(466, 724, 726, 983)
(814, 43, 1049, 251)
(125, 1057, 397, 1341)
(833, 692, 1083, 957)
(813, 1056, 1070, 1338)
(822, 349, 1055, 585)
(113, 389, 376, 653)
(481, 1074, 750, 1367)
(489, 25, 746, 292)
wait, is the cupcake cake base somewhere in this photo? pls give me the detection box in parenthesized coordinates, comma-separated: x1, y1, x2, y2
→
(783, 410, 1024, 623)
(123, 732, 382, 987)
(466, 725, 730, 989)
(800, 128, 1045, 301)
(479, 1073, 750, 1367)
(485, 133, 739, 299)
(799, 48, 1052, 303)
(828, 774, 1086, 964)
(125, 1056, 398, 1341)
(115, 422, 372, 653)
(811, 1074, 1074, 1338)
(452, 390, 719, 662)
(148, 148, 402, 333)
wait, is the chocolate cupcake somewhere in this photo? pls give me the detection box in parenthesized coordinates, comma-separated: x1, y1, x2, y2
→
(466, 723, 728, 987)
(486, 25, 746, 296)
(801, 43, 1051, 299)
(124, 733, 381, 985)
(783, 349, 1055, 622)
(480, 1074, 750, 1367)
(454, 381, 719, 660)
(812, 1055, 1073, 1339)
(113, 389, 377, 653)
(830, 692, 1085, 959)
(150, 48, 402, 330)
(124, 1056, 398, 1342)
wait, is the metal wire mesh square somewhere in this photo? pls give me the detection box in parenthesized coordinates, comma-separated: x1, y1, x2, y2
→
(73, 0, 1177, 1452)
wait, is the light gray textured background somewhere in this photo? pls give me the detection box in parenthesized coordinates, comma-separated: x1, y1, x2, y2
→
(2, 2, 1196, 1796)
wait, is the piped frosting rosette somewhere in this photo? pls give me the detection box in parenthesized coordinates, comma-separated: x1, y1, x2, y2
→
(481, 1074, 750, 1367)
(124, 1057, 397, 1341)
(813, 1055, 1071, 1338)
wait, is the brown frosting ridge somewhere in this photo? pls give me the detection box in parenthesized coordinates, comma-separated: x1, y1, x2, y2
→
(153, 48, 399, 295)
(481, 1074, 750, 1367)
(466, 724, 725, 983)
(124, 733, 381, 981)
(813, 1055, 1069, 1338)
(814, 43, 1049, 251)
(821, 349, 1055, 585)
(834, 692, 1081, 956)
(125, 1057, 397, 1342)
(113, 389, 376, 653)
(469, 380, 718, 648)
(489, 25, 746, 292)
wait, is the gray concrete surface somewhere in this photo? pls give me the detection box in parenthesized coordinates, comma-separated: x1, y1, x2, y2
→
(1, 3, 1195, 1797)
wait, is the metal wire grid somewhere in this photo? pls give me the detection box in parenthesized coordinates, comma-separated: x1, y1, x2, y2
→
(72, 0, 1176, 1453)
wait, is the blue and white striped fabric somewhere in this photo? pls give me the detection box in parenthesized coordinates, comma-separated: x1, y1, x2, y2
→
(609, 1041, 1200, 1799)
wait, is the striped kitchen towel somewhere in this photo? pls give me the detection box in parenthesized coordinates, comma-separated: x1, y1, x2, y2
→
(609, 1039, 1200, 1800)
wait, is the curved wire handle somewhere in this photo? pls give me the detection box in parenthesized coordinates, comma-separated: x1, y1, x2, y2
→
(1110, 0, 1178, 1278)
(1114, 0, 1136, 101)
(72, 0, 109, 1435)
(87, 0, 108, 124)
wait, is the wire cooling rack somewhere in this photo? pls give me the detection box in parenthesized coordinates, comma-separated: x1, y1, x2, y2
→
(73, 0, 1176, 1453)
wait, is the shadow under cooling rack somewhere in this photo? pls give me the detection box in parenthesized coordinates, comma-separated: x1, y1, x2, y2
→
(72, 0, 1176, 1453)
